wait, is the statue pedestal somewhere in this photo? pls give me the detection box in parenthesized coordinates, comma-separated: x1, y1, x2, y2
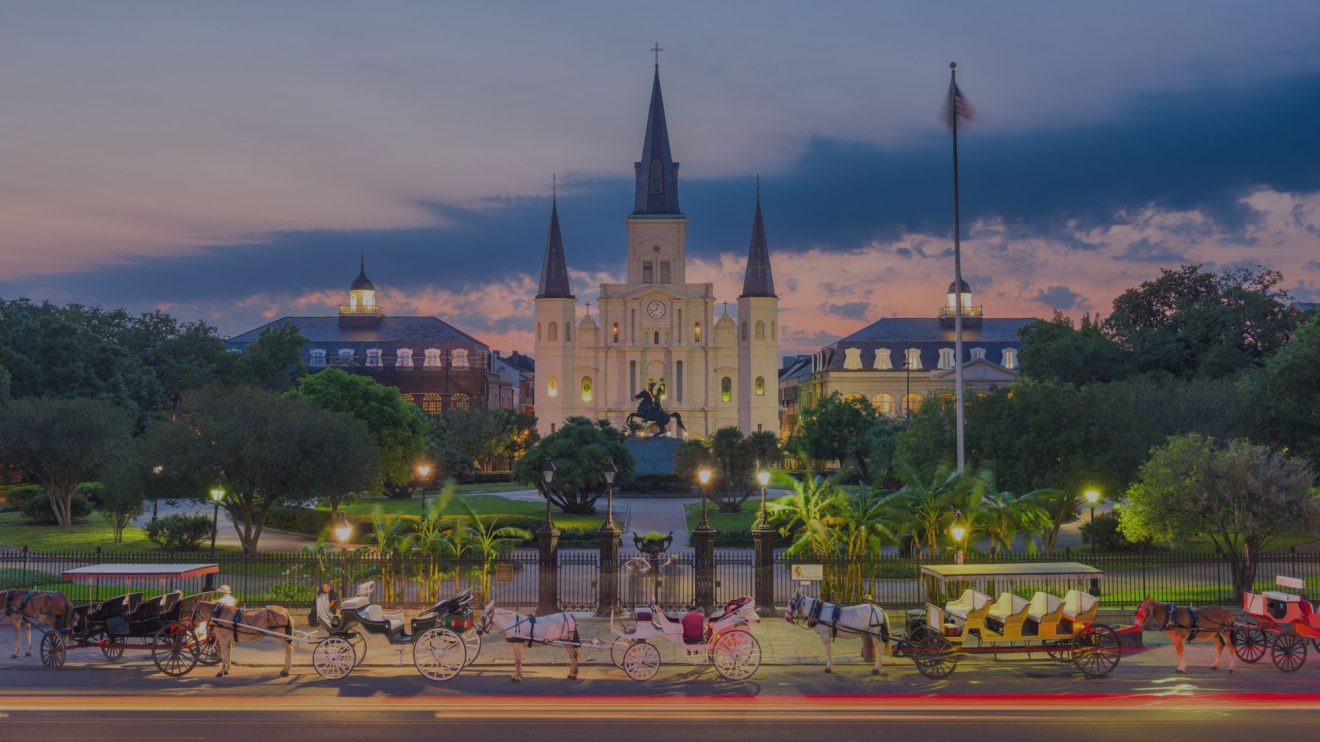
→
(625, 436, 680, 475)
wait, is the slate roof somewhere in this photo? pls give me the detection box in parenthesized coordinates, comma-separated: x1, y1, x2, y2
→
(821, 317, 1035, 372)
(632, 68, 681, 215)
(225, 316, 489, 351)
(739, 195, 776, 298)
(536, 199, 573, 299)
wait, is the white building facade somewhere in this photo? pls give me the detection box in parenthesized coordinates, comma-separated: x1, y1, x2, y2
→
(533, 65, 779, 438)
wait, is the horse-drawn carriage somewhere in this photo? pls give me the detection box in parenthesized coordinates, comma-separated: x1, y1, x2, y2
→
(609, 596, 762, 681)
(902, 562, 1122, 679)
(38, 564, 222, 676)
(1235, 575, 1320, 672)
(310, 581, 477, 681)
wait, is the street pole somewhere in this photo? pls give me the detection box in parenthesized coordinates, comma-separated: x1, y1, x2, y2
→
(949, 61, 967, 475)
(210, 500, 219, 557)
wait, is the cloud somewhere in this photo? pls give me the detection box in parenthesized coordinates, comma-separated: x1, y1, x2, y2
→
(1032, 286, 1086, 311)
(823, 301, 870, 320)
(1115, 238, 1187, 263)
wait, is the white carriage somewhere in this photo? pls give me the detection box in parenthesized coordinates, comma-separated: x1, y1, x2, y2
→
(609, 596, 762, 681)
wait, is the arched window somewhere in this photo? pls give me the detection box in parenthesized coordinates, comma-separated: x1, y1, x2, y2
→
(653, 330, 660, 345)
(755, 321, 765, 341)
(721, 377, 732, 403)
(424, 348, 442, 368)
(740, 321, 748, 341)
(396, 348, 413, 369)
(536, 322, 542, 342)
(612, 322, 620, 343)
(452, 348, 470, 368)
(309, 349, 327, 368)
(872, 393, 897, 416)
(421, 393, 443, 415)
(548, 322, 558, 341)
(564, 322, 571, 341)
(547, 376, 559, 398)
(693, 322, 702, 343)
(656, 377, 667, 401)
(902, 393, 923, 416)
(755, 376, 766, 397)
(771, 321, 777, 340)
(449, 393, 471, 411)
(580, 376, 593, 403)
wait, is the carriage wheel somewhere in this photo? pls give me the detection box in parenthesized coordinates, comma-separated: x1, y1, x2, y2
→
(196, 634, 223, 666)
(622, 641, 661, 681)
(39, 632, 65, 672)
(610, 637, 634, 668)
(710, 629, 762, 681)
(1270, 633, 1307, 673)
(912, 632, 958, 679)
(1072, 624, 1121, 678)
(312, 637, 356, 679)
(98, 634, 125, 661)
(344, 630, 367, 667)
(461, 629, 481, 667)
(1233, 627, 1268, 663)
(151, 625, 200, 677)
(413, 627, 466, 682)
(1044, 640, 1073, 663)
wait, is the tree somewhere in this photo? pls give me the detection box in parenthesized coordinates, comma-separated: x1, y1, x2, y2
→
(159, 387, 379, 554)
(231, 325, 307, 391)
(0, 361, 10, 400)
(100, 443, 156, 543)
(1019, 312, 1131, 385)
(513, 417, 634, 515)
(796, 393, 885, 481)
(286, 368, 430, 505)
(1120, 434, 1320, 595)
(1104, 264, 1296, 378)
(0, 398, 133, 527)
(1254, 317, 1320, 466)
(430, 407, 528, 477)
(149, 321, 236, 410)
(767, 473, 845, 559)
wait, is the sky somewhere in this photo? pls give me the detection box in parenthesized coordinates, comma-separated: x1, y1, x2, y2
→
(2, 1, 1319, 356)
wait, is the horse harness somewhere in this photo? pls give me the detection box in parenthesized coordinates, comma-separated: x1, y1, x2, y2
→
(1160, 603, 1203, 642)
(806, 600, 844, 640)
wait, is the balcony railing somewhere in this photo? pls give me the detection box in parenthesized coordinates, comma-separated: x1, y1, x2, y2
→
(938, 305, 983, 319)
(338, 303, 384, 316)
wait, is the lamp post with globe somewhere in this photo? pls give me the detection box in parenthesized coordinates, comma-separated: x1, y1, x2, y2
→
(208, 487, 225, 559)
(597, 458, 621, 616)
(333, 514, 353, 600)
(537, 459, 560, 612)
(1084, 489, 1101, 555)
(693, 467, 717, 610)
(752, 467, 776, 615)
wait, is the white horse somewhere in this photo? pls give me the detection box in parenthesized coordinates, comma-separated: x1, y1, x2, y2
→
(785, 589, 891, 674)
(474, 600, 580, 682)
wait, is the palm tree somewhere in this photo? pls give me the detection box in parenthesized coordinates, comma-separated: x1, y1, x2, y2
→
(766, 472, 845, 559)
(365, 505, 413, 603)
(458, 499, 531, 600)
(831, 487, 902, 602)
(892, 460, 978, 559)
(1028, 489, 1076, 554)
(981, 488, 1053, 557)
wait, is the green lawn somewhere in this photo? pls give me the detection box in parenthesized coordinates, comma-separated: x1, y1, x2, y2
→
(334, 495, 605, 531)
(452, 481, 526, 495)
(0, 510, 154, 554)
(683, 496, 787, 532)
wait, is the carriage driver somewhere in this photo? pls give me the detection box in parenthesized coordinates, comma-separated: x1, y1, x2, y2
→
(215, 585, 238, 607)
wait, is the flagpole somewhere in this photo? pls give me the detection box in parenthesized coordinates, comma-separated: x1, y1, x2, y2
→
(950, 61, 966, 475)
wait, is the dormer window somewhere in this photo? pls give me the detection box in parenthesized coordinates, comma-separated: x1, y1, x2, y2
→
(1002, 348, 1018, 370)
(874, 348, 893, 370)
(338, 348, 355, 364)
(843, 347, 862, 370)
(366, 349, 383, 368)
(905, 348, 923, 370)
(938, 348, 955, 370)
(309, 349, 326, 368)
(970, 347, 986, 361)
(424, 348, 442, 368)
(452, 349, 470, 368)
(396, 348, 414, 369)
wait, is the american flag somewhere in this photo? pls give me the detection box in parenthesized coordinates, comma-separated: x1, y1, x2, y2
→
(942, 79, 975, 129)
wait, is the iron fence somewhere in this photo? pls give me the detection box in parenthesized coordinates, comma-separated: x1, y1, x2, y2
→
(4, 546, 1318, 612)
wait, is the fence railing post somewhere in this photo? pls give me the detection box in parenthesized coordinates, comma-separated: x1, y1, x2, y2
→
(693, 523, 716, 611)
(537, 518, 560, 613)
(596, 522, 620, 616)
(752, 517, 776, 615)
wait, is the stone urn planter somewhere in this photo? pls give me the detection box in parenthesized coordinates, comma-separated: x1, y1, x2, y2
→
(633, 531, 673, 561)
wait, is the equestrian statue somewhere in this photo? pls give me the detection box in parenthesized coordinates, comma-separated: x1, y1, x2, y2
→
(626, 382, 685, 437)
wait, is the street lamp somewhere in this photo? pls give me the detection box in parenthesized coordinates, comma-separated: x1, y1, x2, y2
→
(208, 487, 225, 558)
(697, 468, 712, 528)
(541, 459, 557, 526)
(603, 458, 618, 528)
(333, 513, 352, 599)
(1084, 489, 1101, 555)
(756, 468, 771, 528)
(950, 511, 967, 566)
(150, 465, 164, 522)
(416, 462, 434, 515)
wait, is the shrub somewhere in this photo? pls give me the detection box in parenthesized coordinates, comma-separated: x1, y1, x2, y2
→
(145, 514, 214, 551)
(265, 506, 333, 536)
(1081, 511, 1157, 552)
(263, 582, 314, 604)
(15, 487, 94, 523)
(619, 474, 690, 494)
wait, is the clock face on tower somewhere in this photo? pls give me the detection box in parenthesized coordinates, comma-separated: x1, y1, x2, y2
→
(646, 300, 667, 320)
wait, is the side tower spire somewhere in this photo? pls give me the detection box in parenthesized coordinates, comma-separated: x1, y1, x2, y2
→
(633, 62, 681, 215)
(536, 195, 574, 299)
(739, 181, 777, 298)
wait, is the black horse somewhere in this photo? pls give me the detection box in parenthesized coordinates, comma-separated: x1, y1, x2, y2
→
(626, 384, 685, 437)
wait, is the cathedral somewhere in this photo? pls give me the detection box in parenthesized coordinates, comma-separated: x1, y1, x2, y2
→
(533, 64, 780, 438)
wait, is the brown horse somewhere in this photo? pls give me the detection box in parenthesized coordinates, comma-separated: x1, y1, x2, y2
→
(193, 600, 294, 677)
(2, 588, 72, 659)
(1134, 597, 1238, 673)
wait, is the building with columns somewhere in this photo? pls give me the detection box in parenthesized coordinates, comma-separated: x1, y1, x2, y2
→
(533, 65, 780, 438)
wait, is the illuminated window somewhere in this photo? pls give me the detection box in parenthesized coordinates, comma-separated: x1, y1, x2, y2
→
(721, 377, 732, 403)
(693, 322, 702, 343)
(452, 348, 470, 368)
(642, 261, 654, 283)
(755, 376, 766, 397)
(424, 348, 442, 368)
(872, 393, 896, 416)
(905, 348, 922, 370)
(873, 348, 893, 370)
(656, 377, 667, 401)
(612, 322, 620, 343)
(843, 348, 863, 370)
(902, 393, 923, 416)
(400, 393, 415, 403)
(421, 393, 444, 415)
(365, 348, 383, 368)
(580, 376, 592, 402)
(548, 323, 558, 342)
(449, 393, 471, 410)
(309, 349, 326, 368)
(396, 348, 413, 369)
(1002, 349, 1018, 370)
(938, 348, 955, 370)
(547, 376, 558, 398)
(755, 321, 765, 341)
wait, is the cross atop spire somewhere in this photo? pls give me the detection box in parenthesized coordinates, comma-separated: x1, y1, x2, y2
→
(739, 182, 777, 299)
(651, 42, 663, 68)
(632, 64, 681, 215)
(536, 198, 574, 299)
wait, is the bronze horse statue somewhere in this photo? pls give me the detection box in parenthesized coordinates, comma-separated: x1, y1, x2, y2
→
(626, 383, 684, 437)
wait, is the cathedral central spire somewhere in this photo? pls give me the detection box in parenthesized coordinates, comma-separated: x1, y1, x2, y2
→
(633, 63, 681, 215)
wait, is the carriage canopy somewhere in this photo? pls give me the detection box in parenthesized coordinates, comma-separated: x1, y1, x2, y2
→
(920, 562, 1104, 583)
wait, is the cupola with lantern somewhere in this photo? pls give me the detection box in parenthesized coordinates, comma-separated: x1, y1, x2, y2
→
(339, 254, 385, 328)
(938, 278, 982, 329)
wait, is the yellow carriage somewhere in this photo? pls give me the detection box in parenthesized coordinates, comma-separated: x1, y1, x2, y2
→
(908, 562, 1122, 679)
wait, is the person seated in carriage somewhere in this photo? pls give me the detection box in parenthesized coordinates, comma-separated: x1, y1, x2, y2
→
(215, 585, 237, 608)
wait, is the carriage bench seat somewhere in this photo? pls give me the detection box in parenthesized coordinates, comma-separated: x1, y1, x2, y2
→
(1062, 590, 1099, 621)
(361, 604, 405, 634)
(681, 611, 706, 644)
(1027, 592, 1063, 623)
(1263, 590, 1301, 604)
(987, 593, 1028, 622)
(945, 589, 992, 621)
